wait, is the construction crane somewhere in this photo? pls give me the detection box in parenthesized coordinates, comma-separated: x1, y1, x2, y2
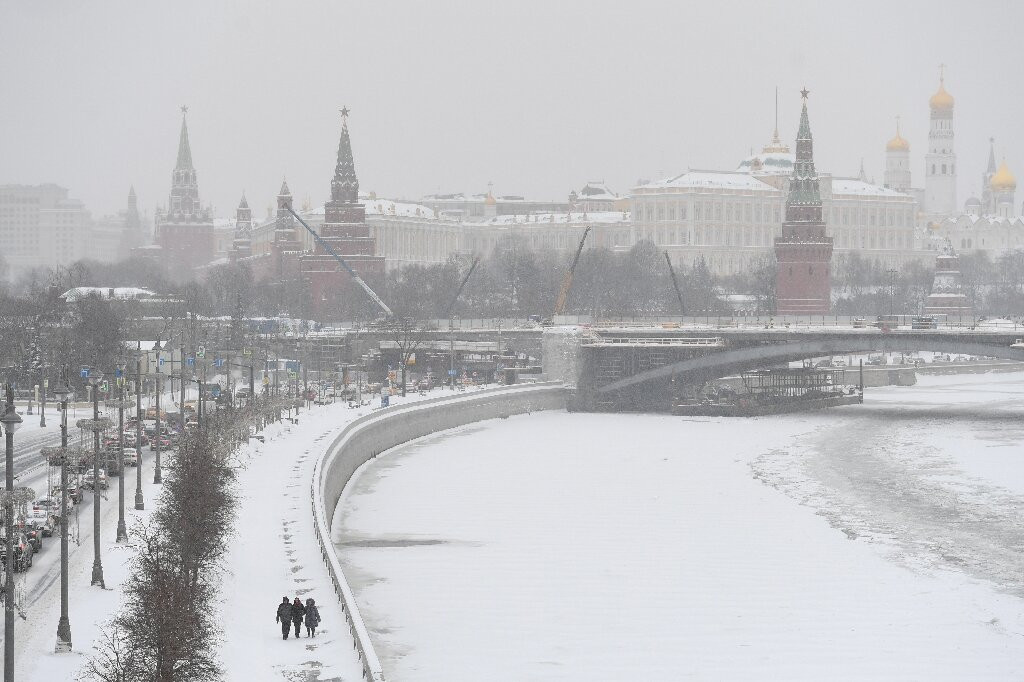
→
(443, 257, 479, 318)
(552, 226, 591, 318)
(285, 206, 393, 317)
(664, 251, 686, 317)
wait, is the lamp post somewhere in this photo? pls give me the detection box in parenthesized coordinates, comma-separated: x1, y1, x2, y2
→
(46, 377, 78, 653)
(153, 341, 162, 485)
(107, 363, 129, 543)
(134, 345, 145, 510)
(85, 370, 106, 588)
(1, 385, 24, 682)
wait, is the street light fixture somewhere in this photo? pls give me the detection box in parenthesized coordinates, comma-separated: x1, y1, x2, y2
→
(106, 362, 129, 543)
(86, 370, 106, 588)
(49, 376, 76, 652)
(1, 387, 24, 682)
(152, 341, 163, 485)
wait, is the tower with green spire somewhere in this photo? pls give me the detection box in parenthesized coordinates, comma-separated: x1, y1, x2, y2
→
(774, 89, 833, 315)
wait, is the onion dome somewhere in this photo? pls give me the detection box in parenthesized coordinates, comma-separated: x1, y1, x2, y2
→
(990, 159, 1016, 191)
(886, 122, 909, 151)
(929, 78, 954, 111)
(965, 196, 982, 209)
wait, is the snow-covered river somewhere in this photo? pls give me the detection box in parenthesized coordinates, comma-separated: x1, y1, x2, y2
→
(336, 373, 1024, 681)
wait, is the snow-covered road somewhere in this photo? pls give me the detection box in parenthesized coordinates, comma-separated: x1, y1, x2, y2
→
(336, 373, 1024, 681)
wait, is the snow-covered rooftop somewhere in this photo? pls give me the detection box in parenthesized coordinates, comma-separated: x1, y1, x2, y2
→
(736, 151, 795, 175)
(61, 286, 157, 301)
(638, 171, 779, 193)
(463, 211, 629, 226)
(576, 182, 618, 201)
(830, 179, 911, 198)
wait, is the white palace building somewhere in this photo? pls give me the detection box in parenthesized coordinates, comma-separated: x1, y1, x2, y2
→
(236, 71, 1021, 277)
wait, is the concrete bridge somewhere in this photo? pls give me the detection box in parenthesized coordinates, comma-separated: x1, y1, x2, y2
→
(557, 325, 1024, 411)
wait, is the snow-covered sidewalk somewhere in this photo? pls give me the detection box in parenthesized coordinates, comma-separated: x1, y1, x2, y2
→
(221, 394, 429, 681)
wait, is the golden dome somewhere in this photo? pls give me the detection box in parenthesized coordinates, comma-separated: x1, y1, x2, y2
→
(929, 80, 954, 111)
(990, 159, 1016, 191)
(886, 133, 909, 152)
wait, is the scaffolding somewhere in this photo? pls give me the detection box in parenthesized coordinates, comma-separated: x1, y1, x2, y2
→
(740, 367, 851, 399)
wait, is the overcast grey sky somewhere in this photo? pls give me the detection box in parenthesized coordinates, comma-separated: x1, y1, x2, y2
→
(3, 1, 1022, 219)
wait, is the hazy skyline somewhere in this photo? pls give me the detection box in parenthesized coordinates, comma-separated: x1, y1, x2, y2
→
(3, 0, 1022, 219)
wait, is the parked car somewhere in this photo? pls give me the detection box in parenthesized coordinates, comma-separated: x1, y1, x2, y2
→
(149, 434, 171, 451)
(51, 483, 83, 505)
(25, 509, 55, 538)
(0, 531, 33, 571)
(122, 448, 139, 466)
(83, 469, 109, 490)
(35, 496, 73, 519)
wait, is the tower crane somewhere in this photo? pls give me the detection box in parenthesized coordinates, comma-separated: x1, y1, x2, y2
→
(552, 226, 591, 320)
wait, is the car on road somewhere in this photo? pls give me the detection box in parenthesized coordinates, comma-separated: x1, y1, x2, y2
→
(122, 448, 139, 466)
(51, 483, 83, 505)
(0, 531, 33, 571)
(149, 434, 171, 451)
(83, 469, 109, 490)
(25, 509, 55, 538)
(34, 496, 73, 519)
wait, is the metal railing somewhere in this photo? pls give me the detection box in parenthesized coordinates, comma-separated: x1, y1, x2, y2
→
(310, 382, 566, 681)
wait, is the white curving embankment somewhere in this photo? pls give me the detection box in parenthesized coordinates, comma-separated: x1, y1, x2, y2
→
(310, 382, 567, 680)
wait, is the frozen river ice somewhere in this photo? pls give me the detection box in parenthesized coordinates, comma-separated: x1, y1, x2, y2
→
(335, 374, 1024, 681)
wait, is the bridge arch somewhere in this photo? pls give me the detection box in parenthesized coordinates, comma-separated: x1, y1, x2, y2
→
(595, 335, 1024, 395)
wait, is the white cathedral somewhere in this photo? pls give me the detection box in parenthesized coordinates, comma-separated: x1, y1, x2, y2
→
(897, 71, 1024, 257)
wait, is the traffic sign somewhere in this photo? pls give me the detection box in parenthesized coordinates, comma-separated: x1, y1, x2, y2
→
(242, 347, 252, 356)
(80, 368, 90, 379)
(158, 357, 164, 366)
(263, 377, 269, 385)
(196, 346, 206, 359)
(186, 357, 195, 366)
(213, 358, 225, 368)
(448, 369, 456, 376)
(100, 380, 109, 393)
(115, 368, 123, 378)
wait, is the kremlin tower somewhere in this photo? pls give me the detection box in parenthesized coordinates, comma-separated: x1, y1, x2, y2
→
(774, 89, 833, 316)
(155, 107, 214, 269)
(230, 193, 252, 262)
(299, 109, 385, 320)
(924, 68, 957, 215)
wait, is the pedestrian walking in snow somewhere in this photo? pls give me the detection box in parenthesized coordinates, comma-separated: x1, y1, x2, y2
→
(275, 596, 292, 639)
(304, 598, 321, 637)
(290, 596, 306, 638)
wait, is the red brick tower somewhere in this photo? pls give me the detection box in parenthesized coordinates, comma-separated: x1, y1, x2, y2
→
(156, 107, 214, 270)
(299, 108, 385, 320)
(774, 89, 833, 315)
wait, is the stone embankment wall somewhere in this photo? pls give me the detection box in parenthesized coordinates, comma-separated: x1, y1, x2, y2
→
(311, 382, 567, 681)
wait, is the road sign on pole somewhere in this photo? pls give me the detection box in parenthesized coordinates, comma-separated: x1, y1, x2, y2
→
(80, 368, 90, 379)
(196, 346, 206, 359)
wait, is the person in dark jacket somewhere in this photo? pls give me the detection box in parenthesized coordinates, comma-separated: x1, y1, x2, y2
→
(290, 597, 306, 638)
(304, 598, 321, 637)
(275, 597, 292, 639)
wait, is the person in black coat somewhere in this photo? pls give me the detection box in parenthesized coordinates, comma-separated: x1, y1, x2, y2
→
(290, 597, 306, 638)
(304, 598, 321, 637)
(275, 597, 292, 639)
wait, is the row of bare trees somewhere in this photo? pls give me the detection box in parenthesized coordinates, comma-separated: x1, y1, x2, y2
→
(84, 401, 276, 681)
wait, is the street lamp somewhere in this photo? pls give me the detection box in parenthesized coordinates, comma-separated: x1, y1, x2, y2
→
(1, 386, 24, 682)
(152, 341, 163, 485)
(85, 370, 106, 588)
(106, 363, 129, 543)
(134, 344, 144, 511)
(46, 377, 79, 653)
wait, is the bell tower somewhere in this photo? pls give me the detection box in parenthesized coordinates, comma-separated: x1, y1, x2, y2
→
(924, 66, 957, 215)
